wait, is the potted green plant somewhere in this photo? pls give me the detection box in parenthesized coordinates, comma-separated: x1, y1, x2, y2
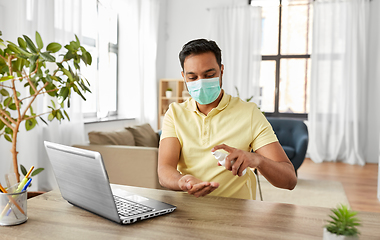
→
(0, 31, 92, 184)
(166, 88, 173, 98)
(323, 204, 361, 240)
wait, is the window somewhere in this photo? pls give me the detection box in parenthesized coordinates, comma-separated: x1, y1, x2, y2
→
(81, 0, 119, 118)
(253, 0, 312, 119)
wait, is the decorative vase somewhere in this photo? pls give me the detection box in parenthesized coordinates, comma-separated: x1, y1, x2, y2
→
(323, 228, 359, 240)
(165, 91, 172, 98)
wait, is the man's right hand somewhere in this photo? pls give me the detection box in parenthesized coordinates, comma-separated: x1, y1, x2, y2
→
(178, 175, 219, 198)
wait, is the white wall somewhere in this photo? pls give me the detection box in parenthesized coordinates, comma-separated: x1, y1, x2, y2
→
(366, 0, 380, 164)
(161, 0, 247, 79)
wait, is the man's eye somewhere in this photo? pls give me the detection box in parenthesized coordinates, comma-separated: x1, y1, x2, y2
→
(189, 77, 197, 80)
(206, 74, 215, 78)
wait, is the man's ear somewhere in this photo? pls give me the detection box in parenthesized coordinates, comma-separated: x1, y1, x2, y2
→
(220, 64, 224, 87)
(182, 71, 189, 91)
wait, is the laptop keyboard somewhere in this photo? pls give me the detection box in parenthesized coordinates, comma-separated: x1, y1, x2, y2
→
(114, 195, 154, 217)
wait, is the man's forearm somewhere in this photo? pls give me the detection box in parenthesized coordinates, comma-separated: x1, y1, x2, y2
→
(158, 165, 183, 190)
(256, 154, 297, 190)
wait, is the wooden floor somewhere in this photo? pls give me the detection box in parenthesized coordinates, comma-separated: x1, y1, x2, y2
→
(297, 158, 380, 213)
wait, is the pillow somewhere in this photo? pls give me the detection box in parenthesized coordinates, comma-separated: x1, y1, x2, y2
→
(125, 123, 159, 148)
(88, 129, 135, 146)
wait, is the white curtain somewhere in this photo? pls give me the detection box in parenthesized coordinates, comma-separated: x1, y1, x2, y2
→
(115, 0, 160, 130)
(0, 0, 84, 191)
(369, 0, 380, 201)
(308, 0, 370, 165)
(209, 6, 262, 103)
(138, 0, 160, 130)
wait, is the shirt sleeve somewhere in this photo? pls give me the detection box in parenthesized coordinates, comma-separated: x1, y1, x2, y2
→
(160, 103, 178, 142)
(250, 105, 278, 151)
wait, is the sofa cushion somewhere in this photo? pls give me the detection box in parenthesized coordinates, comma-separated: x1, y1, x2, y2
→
(125, 123, 159, 148)
(88, 129, 135, 146)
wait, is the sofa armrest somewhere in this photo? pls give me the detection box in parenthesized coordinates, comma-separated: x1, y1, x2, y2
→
(72, 144, 164, 190)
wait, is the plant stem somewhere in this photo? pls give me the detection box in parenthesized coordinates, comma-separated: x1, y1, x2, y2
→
(0, 108, 17, 125)
(21, 82, 48, 120)
(0, 84, 12, 89)
(6, 55, 21, 182)
(23, 111, 50, 122)
(19, 87, 59, 102)
(0, 113, 14, 129)
(0, 53, 7, 62)
(23, 69, 38, 94)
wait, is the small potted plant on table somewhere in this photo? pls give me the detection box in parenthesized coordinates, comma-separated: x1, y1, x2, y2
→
(323, 205, 361, 240)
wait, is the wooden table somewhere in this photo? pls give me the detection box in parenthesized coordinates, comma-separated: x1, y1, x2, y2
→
(2, 184, 380, 240)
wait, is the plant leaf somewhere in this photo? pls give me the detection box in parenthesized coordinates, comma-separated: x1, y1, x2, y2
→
(46, 42, 62, 53)
(39, 116, 48, 126)
(20, 164, 27, 176)
(0, 75, 14, 82)
(23, 35, 38, 53)
(0, 88, 9, 96)
(31, 168, 44, 176)
(40, 52, 55, 62)
(29, 85, 35, 95)
(63, 110, 70, 121)
(7, 43, 20, 54)
(35, 32, 43, 50)
(0, 120, 4, 131)
(61, 68, 73, 82)
(4, 134, 12, 142)
(59, 87, 69, 101)
(25, 118, 37, 131)
(85, 52, 92, 65)
(4, 97, 13, 106)
(75, 35, 80, 45)
(50, 100, 56, 109)
(16, 45, 33, 57)
(4, 126, 12, 134)
(18, 37, 27, 49)
(8, 103, 16, 110)
(48, 113, 54, 121)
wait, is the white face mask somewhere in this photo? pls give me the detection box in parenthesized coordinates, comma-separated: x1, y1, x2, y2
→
(186, 77, 221, 105)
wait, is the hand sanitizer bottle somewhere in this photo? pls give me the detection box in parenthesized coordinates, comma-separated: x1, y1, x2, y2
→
(211, 151, 246, 176)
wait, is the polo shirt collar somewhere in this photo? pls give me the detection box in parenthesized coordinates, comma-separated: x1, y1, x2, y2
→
(215, 90, 230, 111)
(187, 90, 231, 112)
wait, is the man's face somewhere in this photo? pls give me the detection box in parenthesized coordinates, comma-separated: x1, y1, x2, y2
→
(181, 52, 224, 86)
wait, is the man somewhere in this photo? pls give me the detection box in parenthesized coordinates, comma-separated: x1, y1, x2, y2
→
(158, 39, 297, 200)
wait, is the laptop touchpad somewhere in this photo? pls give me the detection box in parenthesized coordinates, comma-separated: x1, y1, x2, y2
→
(112, 189, 149, 203)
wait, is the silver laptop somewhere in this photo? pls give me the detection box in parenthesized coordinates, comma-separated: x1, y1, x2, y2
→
(44, 141, 176, 225)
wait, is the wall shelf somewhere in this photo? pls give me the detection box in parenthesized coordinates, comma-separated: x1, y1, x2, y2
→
(158, 79, 189, 129)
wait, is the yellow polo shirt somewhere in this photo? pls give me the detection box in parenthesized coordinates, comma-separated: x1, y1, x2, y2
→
(160, 91, 278, 200)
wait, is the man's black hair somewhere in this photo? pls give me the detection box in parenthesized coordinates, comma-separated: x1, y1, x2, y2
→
(179, 39, 222, 70)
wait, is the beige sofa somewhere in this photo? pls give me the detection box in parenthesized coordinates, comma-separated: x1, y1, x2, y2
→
(73, 124, 165, 190)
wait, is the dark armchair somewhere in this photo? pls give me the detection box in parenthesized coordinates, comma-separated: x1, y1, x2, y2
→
(266, 117, 309, 175)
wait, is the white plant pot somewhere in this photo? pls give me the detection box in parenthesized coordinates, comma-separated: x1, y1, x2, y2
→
(323, 228, 359, 240)
(165, 91, 172, 98)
